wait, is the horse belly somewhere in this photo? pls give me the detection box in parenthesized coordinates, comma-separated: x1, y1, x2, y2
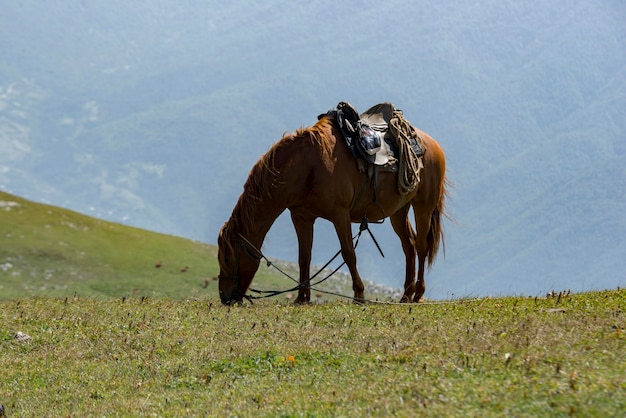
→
(348, 174, 413, 222)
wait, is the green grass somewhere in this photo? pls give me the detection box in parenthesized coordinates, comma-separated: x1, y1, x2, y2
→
(1, 190, 222, 299)
(1, 191, 624, 416)
(0, 290, 624, 416)
(0, 191, 395, 302)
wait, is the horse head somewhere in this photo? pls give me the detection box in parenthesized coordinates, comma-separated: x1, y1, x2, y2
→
(217, 222, 260, 305)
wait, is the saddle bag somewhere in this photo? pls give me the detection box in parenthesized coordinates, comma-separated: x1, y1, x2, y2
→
(356, 121, 382, 156)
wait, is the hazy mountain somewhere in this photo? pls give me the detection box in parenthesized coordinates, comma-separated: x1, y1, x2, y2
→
(1, 0, 624, 299)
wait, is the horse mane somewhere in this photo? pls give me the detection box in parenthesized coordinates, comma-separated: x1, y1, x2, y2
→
(226, 117, 334, 236)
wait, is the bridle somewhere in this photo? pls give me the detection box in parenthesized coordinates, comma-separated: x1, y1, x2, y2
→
(218, 232, 263, 304)
(219, 222, 467, 307)
(219, 217, 386, 305)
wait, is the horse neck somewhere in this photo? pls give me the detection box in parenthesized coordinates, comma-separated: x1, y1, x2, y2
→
(232, 125, 323, 250)
(238, 198, 286, 249)
(231, 183, 290, 252)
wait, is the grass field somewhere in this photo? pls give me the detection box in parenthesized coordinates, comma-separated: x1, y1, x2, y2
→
(1, 289, 624, 416)
(2, 191, 624, 416)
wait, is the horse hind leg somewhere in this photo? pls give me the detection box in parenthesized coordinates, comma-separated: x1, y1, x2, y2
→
(390, 205, 417, 303)
(412, 209, 432, 303)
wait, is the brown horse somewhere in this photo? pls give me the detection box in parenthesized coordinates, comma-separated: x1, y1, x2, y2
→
(217, 114, 447, 305)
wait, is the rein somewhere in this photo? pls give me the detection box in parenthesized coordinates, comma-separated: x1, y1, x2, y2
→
(232, 220, 466, 306)
(241, 217, 385, 303)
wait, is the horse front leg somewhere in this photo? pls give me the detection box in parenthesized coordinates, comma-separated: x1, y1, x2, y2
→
(331, 213, 365, 302)
(291, 210, 314, 303)
(390, 205, 417, 303)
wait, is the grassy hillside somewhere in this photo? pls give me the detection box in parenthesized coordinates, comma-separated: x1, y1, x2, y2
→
(0, 191, 397, 301)
(1, 290, 623, 416)
(0, 190, 280, 300)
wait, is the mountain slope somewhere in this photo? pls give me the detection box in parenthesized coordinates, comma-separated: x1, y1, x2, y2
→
(1, 190, 241, 300)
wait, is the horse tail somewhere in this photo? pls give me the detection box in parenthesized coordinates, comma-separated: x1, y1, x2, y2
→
(426, 175, 449, 268)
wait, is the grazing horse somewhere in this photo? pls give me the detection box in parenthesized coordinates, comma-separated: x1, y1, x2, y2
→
(217, 113, 447, 305)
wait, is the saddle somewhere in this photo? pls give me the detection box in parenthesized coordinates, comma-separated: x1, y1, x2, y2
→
(319, 101, 425, 170)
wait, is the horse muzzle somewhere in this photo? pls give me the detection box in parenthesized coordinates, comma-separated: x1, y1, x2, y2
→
(219, 289, 243, 306)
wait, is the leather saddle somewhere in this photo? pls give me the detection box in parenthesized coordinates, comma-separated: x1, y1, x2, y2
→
(320, 101, 424, 168)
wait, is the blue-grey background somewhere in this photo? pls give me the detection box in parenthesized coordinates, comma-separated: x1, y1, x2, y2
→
(1, 0, 624, 298)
